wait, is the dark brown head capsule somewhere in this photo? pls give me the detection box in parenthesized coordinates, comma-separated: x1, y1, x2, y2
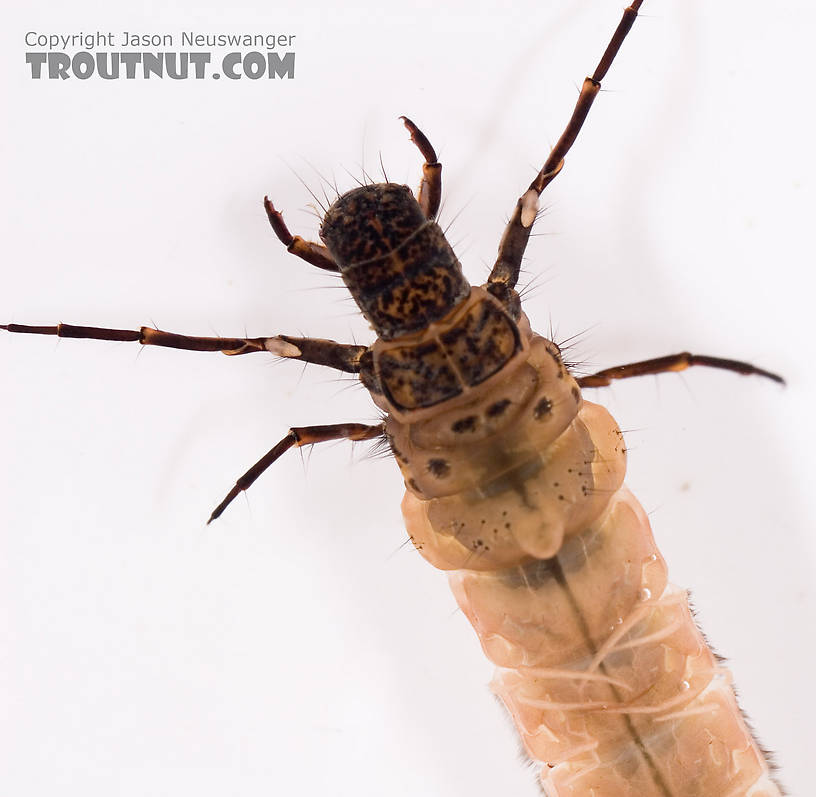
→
(320, 183, 471, 340)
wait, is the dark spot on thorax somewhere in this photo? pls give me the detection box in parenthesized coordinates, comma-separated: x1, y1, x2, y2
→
(486, 398, 511, 417)
(451, 415, 478, 433)
(427, 458, 451, 477)
(533, 397, 553, 420)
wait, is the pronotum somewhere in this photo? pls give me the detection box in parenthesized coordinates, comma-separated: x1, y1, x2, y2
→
(2, 1, 813, 795)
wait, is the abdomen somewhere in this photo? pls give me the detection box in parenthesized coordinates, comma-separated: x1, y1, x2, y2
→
(393, 333, 780, 796)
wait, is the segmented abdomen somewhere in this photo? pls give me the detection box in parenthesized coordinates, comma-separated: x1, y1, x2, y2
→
(389, 319, 780, 796)
(454, 488, 779, 796)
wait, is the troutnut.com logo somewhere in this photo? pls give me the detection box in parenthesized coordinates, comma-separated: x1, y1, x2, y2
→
(25, 31, 296, 80)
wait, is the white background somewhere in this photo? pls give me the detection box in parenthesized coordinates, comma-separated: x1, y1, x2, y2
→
(2, 1, 814, 795)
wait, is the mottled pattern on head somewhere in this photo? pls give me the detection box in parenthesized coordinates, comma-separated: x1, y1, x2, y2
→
(320, 183, 470, 340)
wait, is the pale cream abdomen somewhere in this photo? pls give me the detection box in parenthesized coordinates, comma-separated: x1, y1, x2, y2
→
(391, 330, 780, 797)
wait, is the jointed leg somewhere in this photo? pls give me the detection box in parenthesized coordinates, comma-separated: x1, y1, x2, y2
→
(488, 1, 644, 302)
(208, 422, 385, 523)
(264, 197, 339, 272)
(576, 351, 784, 388)
(1, 323, 367, 373)
(401, 116, 442, 220)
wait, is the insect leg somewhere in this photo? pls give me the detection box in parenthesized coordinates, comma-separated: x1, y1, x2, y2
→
(264, 197, 339, 272)
(576, 351, 784, 388)
(487, 0, 644, 303)
(208, 421, 385, 523)
(1, 323, 367, 372)
(400, 116, 442, 220)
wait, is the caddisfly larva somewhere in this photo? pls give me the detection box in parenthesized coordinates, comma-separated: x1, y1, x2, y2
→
(1, 1, 808, 796)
